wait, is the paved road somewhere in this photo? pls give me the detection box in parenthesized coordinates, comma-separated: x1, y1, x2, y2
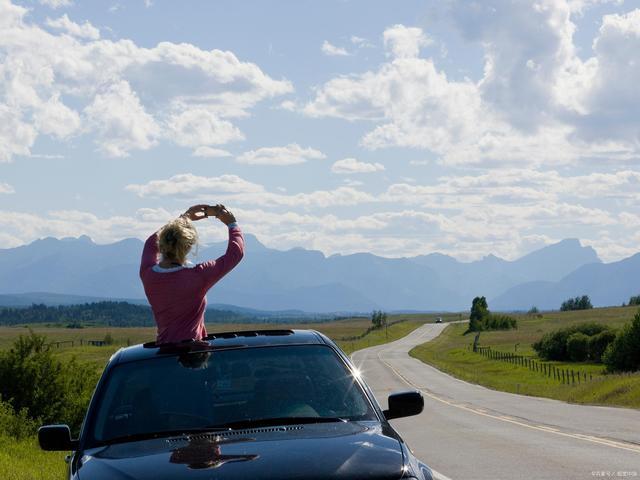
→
(351, 323, 640, 480)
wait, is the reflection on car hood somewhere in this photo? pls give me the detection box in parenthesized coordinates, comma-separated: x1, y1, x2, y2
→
(77, 422, 405, 480)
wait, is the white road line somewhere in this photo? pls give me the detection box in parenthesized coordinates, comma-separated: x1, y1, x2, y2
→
(431, 469, 454, 480)
(375, 343, 640, 455)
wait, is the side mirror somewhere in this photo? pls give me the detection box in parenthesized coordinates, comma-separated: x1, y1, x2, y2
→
(383, 390, 424, 420)
(38, 425, 78, 451)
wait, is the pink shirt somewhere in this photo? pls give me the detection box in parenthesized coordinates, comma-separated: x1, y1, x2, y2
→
(139, 225, 244, 344)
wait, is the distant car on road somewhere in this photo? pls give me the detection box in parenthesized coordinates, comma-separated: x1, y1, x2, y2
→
(435, 317, 443, 323)
(39, 329, 433, 480)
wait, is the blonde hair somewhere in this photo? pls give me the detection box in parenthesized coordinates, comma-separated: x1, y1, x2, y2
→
(158, 217, 198, 264)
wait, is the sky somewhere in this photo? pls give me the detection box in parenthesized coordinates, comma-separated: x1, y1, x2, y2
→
(1, 0, 639, 262)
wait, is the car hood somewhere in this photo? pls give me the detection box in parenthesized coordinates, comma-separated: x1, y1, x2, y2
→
(76, 422, 406, 480)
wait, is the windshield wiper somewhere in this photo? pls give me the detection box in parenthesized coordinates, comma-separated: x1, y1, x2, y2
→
(100, 426, 232, 446)
(208, 416, 348, 430)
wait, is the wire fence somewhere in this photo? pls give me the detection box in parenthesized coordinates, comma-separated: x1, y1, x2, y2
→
(471, 344, 595, 385)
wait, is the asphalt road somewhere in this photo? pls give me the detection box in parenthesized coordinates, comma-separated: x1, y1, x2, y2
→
(351, 323, 640, 480)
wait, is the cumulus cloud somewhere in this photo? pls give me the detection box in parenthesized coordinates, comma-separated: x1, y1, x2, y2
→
(84, 81, 160, 157)
(125, 173, 265, 197)
(236, 144, 326, 165)
(0, 1, 292, 160)
(321, 40, 349, 56)
(45, 14, 99, 40)
(304, 8, 640, 166)
(331, 157, 385, 174)
(383, 24, 431, 58)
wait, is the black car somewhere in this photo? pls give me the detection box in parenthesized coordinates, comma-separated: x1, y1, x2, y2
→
(39, 329, 433, 479)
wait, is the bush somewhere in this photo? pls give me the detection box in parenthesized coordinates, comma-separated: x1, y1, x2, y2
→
(603, 310, 640, 372)
(0, 398, 37, 440)
(0, 331, 99, 434)
(560, 295, 593, 311)
(484, 314, 517, 330)
(587, 330, 617, 363)
(566, 333, 589, 361)
(533, 323, 610, 361)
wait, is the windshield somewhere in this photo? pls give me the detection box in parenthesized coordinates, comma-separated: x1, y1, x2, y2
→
(87, 345, 376, 446)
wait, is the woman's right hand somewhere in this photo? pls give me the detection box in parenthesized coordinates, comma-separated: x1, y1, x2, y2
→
(207, 204, 236, 226)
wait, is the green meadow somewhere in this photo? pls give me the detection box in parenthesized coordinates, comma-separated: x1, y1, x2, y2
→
(410, 306, 640, 408)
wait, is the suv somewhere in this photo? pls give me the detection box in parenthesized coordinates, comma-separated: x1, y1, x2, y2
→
(39, 329, 433, 479)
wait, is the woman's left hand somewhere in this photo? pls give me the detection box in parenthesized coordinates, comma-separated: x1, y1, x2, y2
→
(181, 205, 209, 221)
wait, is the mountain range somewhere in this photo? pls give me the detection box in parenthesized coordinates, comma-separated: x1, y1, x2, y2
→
(0, 234, 637, 312)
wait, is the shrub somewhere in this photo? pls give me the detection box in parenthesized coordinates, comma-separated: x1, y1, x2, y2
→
(560, 295, 593, 311)
(103, 332, 115, 345)
(485, 314, 517, 330)
(603, 310, 640, 372)
(0, 398, 37, 439)
(566, 333, 589, 361)
(533, 323, 610, 361)
(587, 330, 617, 362)
(0, 331, 99, 434)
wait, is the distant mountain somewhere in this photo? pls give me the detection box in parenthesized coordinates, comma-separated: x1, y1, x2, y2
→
(491, 253, 640, 310)
(0, 233, 628, 312)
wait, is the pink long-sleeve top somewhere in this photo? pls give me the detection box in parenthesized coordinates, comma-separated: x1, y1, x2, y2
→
(139, 224, 244, 344)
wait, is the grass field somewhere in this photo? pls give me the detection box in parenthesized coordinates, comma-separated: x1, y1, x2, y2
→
(0, 312, 452, 479)
(410, 306, 640, 408)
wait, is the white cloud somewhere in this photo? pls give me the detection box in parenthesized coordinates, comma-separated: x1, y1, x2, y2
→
(321, 40, 350, 56)
(304, 12, 640, 167)
(46, 14, 99, 40)
(0, 1, 293, 160)
(0, 105, 37, 162)
(192, 146, 232, 158)
(84, 81, 160, 157)
(0, 182, 15, 194)
(39, 0, 72, 8)
(126, 173, 265, 197)
(350, 35, 374, 48)
(166, 108, 244, 148)
(383, 24, 431, 59)
(331, 157, 385, 174)
(236, 143, 326, 165)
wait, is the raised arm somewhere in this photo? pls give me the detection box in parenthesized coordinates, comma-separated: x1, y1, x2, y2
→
(140, 231, 160, 276)
(197, 205, 245, 291)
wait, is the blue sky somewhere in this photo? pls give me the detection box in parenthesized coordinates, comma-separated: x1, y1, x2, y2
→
(1, 0, 639, 261)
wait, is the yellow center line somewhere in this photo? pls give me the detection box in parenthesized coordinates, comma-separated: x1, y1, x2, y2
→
(374, 342, 640, 456)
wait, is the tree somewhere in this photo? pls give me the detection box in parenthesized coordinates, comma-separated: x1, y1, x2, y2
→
(371, 310, 387, 329)
(629, 295, 640, 306)
(560, 295, 593, 311)
(469, 296, 489, 332)
(603, 310, 640, 372)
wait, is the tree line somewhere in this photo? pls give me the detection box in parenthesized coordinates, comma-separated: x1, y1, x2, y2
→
(0, 301, 340, 327)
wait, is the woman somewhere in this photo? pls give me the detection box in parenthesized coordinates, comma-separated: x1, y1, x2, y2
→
(139, 204, 244, 344)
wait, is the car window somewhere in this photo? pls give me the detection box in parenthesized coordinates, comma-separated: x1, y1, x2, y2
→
(88, 345, 376, 445)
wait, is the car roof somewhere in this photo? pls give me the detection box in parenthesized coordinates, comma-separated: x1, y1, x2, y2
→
(112, 329, 330, 364)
